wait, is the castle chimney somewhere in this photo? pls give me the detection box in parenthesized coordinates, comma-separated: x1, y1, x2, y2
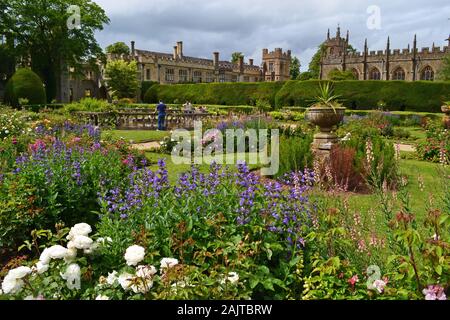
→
(239, 56, 244, 72)
(131, 41, 135, 56)
(173, 46, 178, 60)
(177, 41, 183, 58)
(213, 52, 219, 68)
(249, 59, 254, 66)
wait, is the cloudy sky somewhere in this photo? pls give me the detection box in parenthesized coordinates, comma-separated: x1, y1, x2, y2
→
(94, 0, 450, 71)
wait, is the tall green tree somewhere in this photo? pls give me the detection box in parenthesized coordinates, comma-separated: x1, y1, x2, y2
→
(438, 54, 450, 81)
(0, 0, 109, 102)
(290, 56, 301, 80)
(105, 59, 139, 99)
(106, 42, 130, 56)
(328, 69, 356, 81)
(231, 52, 244, 64)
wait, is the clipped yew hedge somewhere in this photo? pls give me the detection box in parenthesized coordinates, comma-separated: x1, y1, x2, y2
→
(4, 68, 47, 108)
(145, 80, 450, 112)
(275, 80, 450, 112)
(144, 82, 284, 107)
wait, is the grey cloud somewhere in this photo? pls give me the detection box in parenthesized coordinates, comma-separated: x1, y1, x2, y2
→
(94, 0, 450, 71)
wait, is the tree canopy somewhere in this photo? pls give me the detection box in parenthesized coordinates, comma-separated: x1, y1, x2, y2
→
(231, 52, 244, 64)
(105, 59, 139, 99)
(106, 42, 130, 56)
(327, 69, 357, 81)
(307, 43, 356, 79)
(438, 54, 450, 81)
(290, 56, 301, 80)
(0, 0, 110, 102)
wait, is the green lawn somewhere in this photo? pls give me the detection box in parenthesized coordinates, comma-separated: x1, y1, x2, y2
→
(345, 159, 444, 224)
(102, 130, 170, 143)
(146, 152, 264, 183)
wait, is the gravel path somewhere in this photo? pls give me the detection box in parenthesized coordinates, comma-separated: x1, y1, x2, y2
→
(396, 143, 416, 153)
(131, 141, 161, 151)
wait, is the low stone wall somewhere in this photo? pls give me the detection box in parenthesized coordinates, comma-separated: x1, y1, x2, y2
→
(74, 111, 219, 130)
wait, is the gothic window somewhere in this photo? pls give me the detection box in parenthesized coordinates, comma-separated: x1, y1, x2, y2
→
(369, 68, 381, 80)
(84, 89, 92, 97)
(392, 67, 405, 80)
(179, 69, 188, 82)
(193, 71, 202, 83)
(231, 75, 238, 82)
(351, 68, 359, 80)
(146, 69, 151, 81)
(244, 76, 249, 82)
(86, 71, 93, 80)
(219, 72, 226, 83)
(206, 72, 214, 83)
(421, 66, 434, 81)
(269, 63, 274, 73)
(165, 68, 174, 82)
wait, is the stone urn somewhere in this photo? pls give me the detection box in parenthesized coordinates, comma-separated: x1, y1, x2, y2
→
(442, 104, 450, 129)
(306, 106, 346, 157)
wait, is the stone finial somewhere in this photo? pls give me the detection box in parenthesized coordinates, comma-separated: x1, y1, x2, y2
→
(131, 41, 135, 56)
(327, 29, 330, 40)
(346, 30, 349, 43)
(336, 24, 341, 38)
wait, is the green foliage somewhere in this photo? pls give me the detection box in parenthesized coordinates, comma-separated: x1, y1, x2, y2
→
(140, 81, 158, 102)
(328, 69, 357, 81)
(298, 72, 314, 81)
(437, 54, 450, 81)
(231, 52, 244, 64)
(105, 60, 139, 99)
(64, 98, 112, 112)
(275, 80, 450, 111)
(4, 68, 46, 108)
(276, 134, 314, 178)
(106, 42, 130, 56)
(416, 121, 450, 163)
(1, 0, 109, 102)
(145, 82, 285, 109)
(308, 44, 327, 79)
(290, 56, 301, 80)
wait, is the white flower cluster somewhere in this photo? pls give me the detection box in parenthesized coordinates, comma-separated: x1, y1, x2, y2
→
(220, 272, 240, 285)
(1, 267, 32, 295)
(1, 223, 114, 297)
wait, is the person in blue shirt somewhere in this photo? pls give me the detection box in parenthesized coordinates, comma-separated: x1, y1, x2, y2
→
(156, 101, 167, 130)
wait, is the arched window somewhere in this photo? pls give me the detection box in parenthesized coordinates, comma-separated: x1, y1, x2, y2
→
(351, 68, 359, 80)
(392, 67, 406, 80)
(369, 67, 381, 80)
(421, 66, 434, 81)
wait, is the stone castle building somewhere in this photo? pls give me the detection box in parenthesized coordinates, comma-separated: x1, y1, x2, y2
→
(320, 27, 450, 81)
(110, 41, 291, 85)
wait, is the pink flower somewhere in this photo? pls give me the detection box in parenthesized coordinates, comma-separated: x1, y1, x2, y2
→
(373, 279, 387, 293)
(12, 137, 18, 145)
(348, 275, 359, 287)
(423, 285, 447, 301)
(72, 137, 81, 144)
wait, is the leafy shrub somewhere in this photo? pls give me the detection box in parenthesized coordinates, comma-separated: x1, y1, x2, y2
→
(64, 98, 112, 112)
(416, 121, 450, 163)
(0, 136, 133, 251)
(393, 128, 411, 140)
(276, 134, 313, 178)
(4, 68, 47, 108)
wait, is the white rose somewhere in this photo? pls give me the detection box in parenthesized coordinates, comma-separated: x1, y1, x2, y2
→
(227, 272, 239, 284)
(96, 295, 110, 300)
(1, 277, 24, 295)
(131, 278, 153, 294)
(136, 265, 157, 278)
(64, 248, 78, 263)
(35, 262, 49, 274)
(67, 223, 92, 241)
(118, 273, 134, 291)
(124, 245, 145, 266)
(106, 271, 118, 285)
(73, 235, 94, 250)
(61, 264, 81, 290)
(48, 245, 68, 259)
(39, 248, 52, 264)
(7, 267, 32, 280)
(160, 258, 179, 269)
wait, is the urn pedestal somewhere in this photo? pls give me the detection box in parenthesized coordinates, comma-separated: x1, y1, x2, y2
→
(306, 107, 346, 159)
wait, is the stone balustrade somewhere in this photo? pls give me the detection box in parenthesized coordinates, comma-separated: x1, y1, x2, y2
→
(74, 110, 217, 130)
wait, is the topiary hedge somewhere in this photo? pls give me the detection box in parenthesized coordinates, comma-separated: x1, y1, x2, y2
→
(4, 68, 47, 108)
(275, 80, 450, 112)
(144, 82, 285, 107)
(146, 80, 450, 112)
